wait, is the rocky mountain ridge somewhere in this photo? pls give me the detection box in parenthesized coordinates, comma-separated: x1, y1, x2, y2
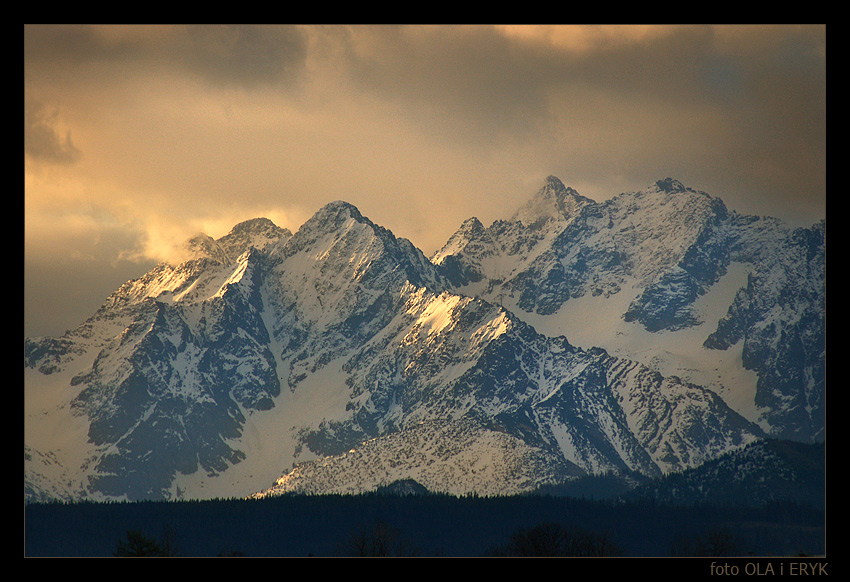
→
(24, 177, 825, 502)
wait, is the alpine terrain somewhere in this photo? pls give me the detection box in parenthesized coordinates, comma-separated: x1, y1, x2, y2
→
(24, 177, 825, 503)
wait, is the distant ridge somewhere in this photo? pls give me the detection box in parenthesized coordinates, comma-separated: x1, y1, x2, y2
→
(25, 177, 824, 503)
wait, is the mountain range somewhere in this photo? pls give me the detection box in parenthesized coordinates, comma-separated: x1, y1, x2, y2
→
(24, 177, 825, 503)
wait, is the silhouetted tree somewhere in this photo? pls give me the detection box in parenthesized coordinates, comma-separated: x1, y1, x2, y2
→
(216, 549, 246, 557)
(338, 519, 420, 557)
(670, 526, 743, 557)
(114, 525, 179, 557)
(488, 522, 623, 557)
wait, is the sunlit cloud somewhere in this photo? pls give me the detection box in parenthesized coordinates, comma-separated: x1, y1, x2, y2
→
(24, 24, 826, 338)
(495, 24, 682, 53)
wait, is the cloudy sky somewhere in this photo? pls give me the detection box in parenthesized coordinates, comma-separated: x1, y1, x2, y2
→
(24, 24, 826, 338)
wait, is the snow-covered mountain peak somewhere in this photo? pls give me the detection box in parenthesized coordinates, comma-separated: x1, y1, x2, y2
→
(169, 218, 291, 269)
(265, 200, 446, 331)
(304, 200, 369, 231)
(283, 200, 438, 282)
(217, 217, 292, 260)
(432, 177, 598, 289)
(283, 200, 383, 257)
(509, 175, 593, 228)
(595, 178, 729, 280)
(184, 233, 230, 264)
(456, 216, 487, 237)
(654, 177, 690, 194)
(619, 177, 728, 220)
(24, 177, 825, 504)
(431, 217, 490, 266)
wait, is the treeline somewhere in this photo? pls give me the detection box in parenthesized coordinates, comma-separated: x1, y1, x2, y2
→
(24, 492, 825, 557)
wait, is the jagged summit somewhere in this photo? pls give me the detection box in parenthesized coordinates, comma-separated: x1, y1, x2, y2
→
(217, 217, 292, 259)
(175, 217, 292, 267)
(628, 177, 725, 213)
(184, 232, 231, 264)
(455, 216, 487, 235)
(285, 200, 383, 253)
(509, 175, 593, 228)
(314, 199, 363, 219)
(431, 217, 489, 265)
(432, 176, 595, 286)
(228, 216, 284, 234)
(281, 199, 441, 290)
(655, 177, 690, 193)
(650, 177, 719, 199)
(24, 176, 825, 503)
(302, 200, 387, 234)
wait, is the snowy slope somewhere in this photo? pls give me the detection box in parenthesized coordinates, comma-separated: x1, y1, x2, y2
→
(24, 177, 824, 502)
(433, 177, 825, 441)
(250, 417, 581, 498)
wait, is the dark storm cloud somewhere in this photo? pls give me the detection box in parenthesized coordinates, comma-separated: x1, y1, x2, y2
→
(24, 24, 131, 65)
(180, 25, 309, 89)
(306, 25, 824, 221)
(23, 25, 826, 339)
(25, 100, 80, 164)
(325, 26, 723, 143)
(25, 24, 310, 89)
(331, 25, 559, 145)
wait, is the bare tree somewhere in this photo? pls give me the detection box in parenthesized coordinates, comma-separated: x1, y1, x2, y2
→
(114, 525, 179, 557)
(670, 526, 743, 557)
(490, 522, 623, 557)
(340, 519, 420, 557)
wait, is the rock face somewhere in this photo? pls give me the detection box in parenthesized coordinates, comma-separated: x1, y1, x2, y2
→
(432, 177, 825, 443)
(24, 177, 825, 502)
(26, 219, 293, 500)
